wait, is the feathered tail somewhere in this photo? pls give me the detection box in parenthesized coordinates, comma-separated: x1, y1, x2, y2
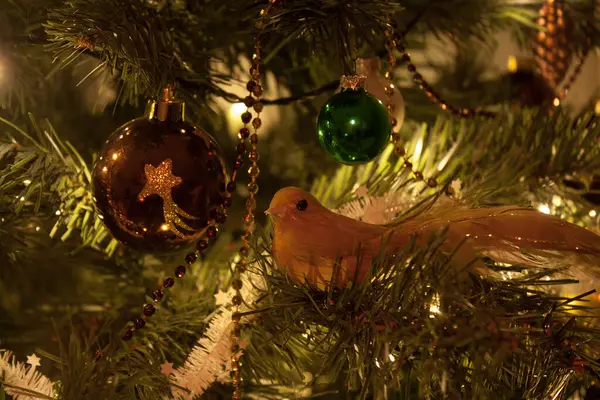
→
(394, 206, 600, 281)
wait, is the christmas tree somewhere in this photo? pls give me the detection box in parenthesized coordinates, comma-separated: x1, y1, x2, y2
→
(1, 0, 600, 399)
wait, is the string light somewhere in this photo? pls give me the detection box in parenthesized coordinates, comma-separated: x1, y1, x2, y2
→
(537, 204, 551, 214)
(507, 55, 518, 73)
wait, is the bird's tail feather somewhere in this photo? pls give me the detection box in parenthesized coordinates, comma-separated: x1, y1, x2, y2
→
(396, 206, 600, 280)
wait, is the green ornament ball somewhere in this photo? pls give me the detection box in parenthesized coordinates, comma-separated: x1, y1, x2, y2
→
(317, 87, 391, 164)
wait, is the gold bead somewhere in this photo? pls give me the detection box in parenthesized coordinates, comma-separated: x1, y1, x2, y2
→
(248, 165, 260, 178)
(246, 197, 257, 210)
(247, 182, 258, 194)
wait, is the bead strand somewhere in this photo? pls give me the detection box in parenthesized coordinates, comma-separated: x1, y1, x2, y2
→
(230, 2, 274, 397)
(552, 43, 590, 108)
(384, 24, 438, 189)
(387, 24, 495, 119)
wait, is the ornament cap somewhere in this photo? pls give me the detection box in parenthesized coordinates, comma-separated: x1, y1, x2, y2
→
(340, 75, 367, 90)
(146, 86, 185, 122)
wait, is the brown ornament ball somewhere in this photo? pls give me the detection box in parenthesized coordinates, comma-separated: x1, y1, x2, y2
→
(92, 92, 228, 252)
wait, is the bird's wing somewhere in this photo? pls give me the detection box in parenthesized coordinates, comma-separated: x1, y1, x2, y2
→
(273, 209, 386, 288)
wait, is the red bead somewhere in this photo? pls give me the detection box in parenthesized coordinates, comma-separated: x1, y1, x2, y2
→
(185, 253, 198, 264)
(152, 289, 163, 302)
(246, 81, 256, 92)
(134, 318, 146, 329)
(207, 226, 218, 239)
(175, 265, 186, 278)
(143, 304, 156, 317)
(122, 329, 133, 341)
(216, 212, 227, 224)
(239, 127, 250, 139)
(163, 277, 175, 288)
(241, 112, 252, 124)
(243, 96, 255, 108)
(234, 159, 243, 170)
(196, 239, 208, 251)
(237, 143, 246, 154)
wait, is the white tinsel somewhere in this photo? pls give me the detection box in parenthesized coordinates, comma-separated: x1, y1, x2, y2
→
(169, 274, 263, 399)
(335, 185, 413, 224)
(0, 351, 56, 400)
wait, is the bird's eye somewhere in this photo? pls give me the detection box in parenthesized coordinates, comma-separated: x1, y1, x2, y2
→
(296, 199, 308, 211)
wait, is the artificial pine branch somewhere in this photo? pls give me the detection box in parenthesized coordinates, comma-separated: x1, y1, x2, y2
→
(0, 350, 56, 400)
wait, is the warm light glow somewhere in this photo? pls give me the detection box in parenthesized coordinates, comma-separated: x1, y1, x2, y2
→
(595, 100, 600, 115)
(413, 137, 424, 164)
(590, 210, 597, 218)
(230, 102, 246, 117)
(160, 223, 169, 231)
(388, 354, 396, 362)
(537, 204, 551, 214)
(111, 153, 118, 160)
(102, 166, 108, 173)
(507, 55, 518, 73)
(553, 97, 560, 107)
(429, 293, 441, 317)
(23, 179, 31, 186)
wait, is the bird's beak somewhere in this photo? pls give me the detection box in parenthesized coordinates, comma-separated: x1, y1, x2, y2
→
(265, 205, 286, 217)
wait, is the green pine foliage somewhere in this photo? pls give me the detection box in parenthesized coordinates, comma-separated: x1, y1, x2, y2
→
(0, 0, 599, 399)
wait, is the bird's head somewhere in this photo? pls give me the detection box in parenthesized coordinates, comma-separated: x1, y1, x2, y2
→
(265, 187, 324, 221)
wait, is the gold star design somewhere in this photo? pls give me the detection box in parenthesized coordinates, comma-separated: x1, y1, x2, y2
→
(138, 159, 196, 238)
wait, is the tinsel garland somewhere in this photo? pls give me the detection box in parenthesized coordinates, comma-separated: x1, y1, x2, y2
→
(0, 351, 56, 400)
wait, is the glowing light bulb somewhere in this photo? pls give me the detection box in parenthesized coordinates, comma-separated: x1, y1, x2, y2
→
(507, 55, 518, 73)
(537, 204, 551, 214)
(355, 58, 405, 132)
(589, 210, 597, 218)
